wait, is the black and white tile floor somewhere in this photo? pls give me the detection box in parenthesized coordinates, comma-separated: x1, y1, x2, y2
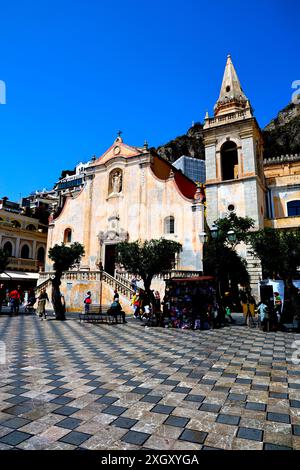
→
(0, 313, 299, 450)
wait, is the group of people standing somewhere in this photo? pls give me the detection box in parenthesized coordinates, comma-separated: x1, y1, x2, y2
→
(0, 283, 50, 319)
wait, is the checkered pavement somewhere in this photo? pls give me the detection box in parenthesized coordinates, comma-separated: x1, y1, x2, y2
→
(0, 313, 299, 450)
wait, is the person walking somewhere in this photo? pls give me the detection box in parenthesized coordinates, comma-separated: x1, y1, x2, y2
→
(130, 277, 138, 292)
(257, 301, 269, 331)
(153, 291, 162, 326)
(36, 289, 49, 319)
(9, 288, 20, 314)
(225, 305, 235, 324)
(0, 283, 6, 313)
(273, 292, 282, 322)
(16, 285, 24, 314)
(84, 291, 92, 314)
(131, 291, 140, 319)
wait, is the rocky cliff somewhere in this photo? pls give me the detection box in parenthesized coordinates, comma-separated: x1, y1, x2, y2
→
(155, 103, 300, 163)
(155, 123, 205, 163)
(262, 103, 300, 159)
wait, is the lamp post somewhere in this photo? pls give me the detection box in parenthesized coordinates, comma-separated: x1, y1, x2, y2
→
(200, 225, 237, 302)
(97, 261, 104, 314)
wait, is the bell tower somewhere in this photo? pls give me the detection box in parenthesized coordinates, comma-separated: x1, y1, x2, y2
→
(203, 55, 265, 229)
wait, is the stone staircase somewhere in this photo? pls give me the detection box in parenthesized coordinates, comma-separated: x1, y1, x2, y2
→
(36, 269, 135, 313)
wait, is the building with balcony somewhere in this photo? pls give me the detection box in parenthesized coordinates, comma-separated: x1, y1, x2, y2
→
(264, 153, 300, 229)
(0, 201, 47, 289)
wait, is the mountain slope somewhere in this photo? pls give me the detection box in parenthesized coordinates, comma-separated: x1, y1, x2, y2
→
(155, 103, 300, 163)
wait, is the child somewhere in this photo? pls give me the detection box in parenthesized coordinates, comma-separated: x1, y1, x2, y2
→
(225, 306, 235, 324)
(84, 291, 92, 313)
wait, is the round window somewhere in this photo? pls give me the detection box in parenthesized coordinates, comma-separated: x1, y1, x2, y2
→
(228, 204, 235, 212)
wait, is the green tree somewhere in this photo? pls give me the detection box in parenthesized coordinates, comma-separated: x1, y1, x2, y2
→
(249, 228, 300, 280)
(116, 238, 182, 295)
(48, 242, 85, 320)
(203, 213, 254, 305)
(249, 228, 300, 322)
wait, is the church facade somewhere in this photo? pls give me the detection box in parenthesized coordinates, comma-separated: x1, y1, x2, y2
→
(43, 138, 205, 310)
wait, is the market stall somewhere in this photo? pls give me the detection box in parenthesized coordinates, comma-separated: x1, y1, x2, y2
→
(162, 276, 216, 330)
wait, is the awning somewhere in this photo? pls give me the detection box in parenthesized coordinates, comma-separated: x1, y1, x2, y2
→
(0, 271, 40, 281)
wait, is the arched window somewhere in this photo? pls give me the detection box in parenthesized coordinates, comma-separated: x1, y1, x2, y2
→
(3, 241, 13, 256)
(11, 220, 21, 228)
(21, 244, 30, 259)
(64, 228, 72, 243)
(287, 200, 300, 217)
(165, 216, 175, 234)
(26, 224, 36, 231)
(221, 141, 238, 181)
(37, 247, 45, 262)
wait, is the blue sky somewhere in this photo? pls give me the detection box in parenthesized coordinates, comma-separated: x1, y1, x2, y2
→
(0, 0, 299, 201)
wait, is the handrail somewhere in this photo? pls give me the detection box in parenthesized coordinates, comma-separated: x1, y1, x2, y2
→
(37, 269, 136, 300)
(102, 271, 135, 299)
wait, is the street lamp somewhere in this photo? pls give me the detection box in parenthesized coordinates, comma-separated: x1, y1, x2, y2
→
(211, 224, 218, 240)
(97, 261, 104, 314)
(199, 231, 208, 244)
(227, 229, 236, 244)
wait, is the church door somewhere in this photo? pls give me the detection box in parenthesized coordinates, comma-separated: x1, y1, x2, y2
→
(105, 244, 116, 276)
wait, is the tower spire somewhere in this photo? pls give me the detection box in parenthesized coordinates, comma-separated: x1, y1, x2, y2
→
(214, 55, 250, 116)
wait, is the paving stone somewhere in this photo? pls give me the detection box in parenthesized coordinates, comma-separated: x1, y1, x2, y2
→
(228, 393, 247, 402)
(0, 430, 33, 446)
(179, 429, 207, 444)
(237, 427, 263, 442)
(292, 425, 300, 436)
(59, 431, 92, 446)
(103, 405, 128, 416)
(216, 414, 240, 426)
(50, 397, 74, 405)
(95, 396, 118, 405)
(2, 417, 31, 429)
(111, 417, 138, 429)
(199, 403, 221, 413)
(290, 400, 300, 408)
(121, 430, 150, 446)
(245, 402, 266, 412)
(140, 396, 162, 404)
(53, 406, 80, 417)
(184, 394, 205, 403)
(163, 416, 190, 428)
(267, 412, 291, 424)
(151, 405, 175, 415)
(172, 386, 192, 394)
(56, 418, 82, 430)
(264, 443, 292, 450)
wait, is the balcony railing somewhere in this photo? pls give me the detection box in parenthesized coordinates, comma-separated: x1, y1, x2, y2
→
(7, 257, 40, 270)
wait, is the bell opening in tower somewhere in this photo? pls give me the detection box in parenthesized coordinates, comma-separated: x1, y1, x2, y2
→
(221, 141, 238, 181)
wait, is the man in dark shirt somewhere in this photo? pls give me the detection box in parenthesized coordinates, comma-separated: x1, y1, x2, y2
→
(109, 299, 126, 323)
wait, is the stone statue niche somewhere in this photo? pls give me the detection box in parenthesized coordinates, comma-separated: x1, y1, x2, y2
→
(109, 169, 122, 195)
